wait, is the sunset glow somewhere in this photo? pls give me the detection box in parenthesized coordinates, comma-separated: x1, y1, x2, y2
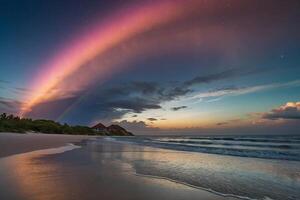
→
(1, 0, 299, 134)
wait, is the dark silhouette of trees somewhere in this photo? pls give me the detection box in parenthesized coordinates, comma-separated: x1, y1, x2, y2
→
(0, 113, 99, 135)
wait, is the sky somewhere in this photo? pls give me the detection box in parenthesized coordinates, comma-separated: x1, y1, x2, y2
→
(0, 0, 300, 135)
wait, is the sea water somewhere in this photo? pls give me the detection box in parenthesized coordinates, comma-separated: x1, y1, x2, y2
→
(107, 135, 300, 200)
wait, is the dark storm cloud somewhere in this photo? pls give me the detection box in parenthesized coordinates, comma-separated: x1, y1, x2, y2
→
(25, 83, 164, 123)
(263, 102, 300, 120)
(171, 106, 187, 111)
(106, 98, 161, 113)
(88, 82, 178, 121)
(86, 83, 187, 121)
(162, 87, 191, 100)
(89, 68, 262, 121)
(26, 68, 263, 123)
(130, 81, 159, 95)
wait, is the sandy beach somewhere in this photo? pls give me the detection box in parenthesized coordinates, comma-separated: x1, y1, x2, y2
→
(1, 133, 299, 200)
(0, 133, 92, 158)
(0, 133, 240, 200)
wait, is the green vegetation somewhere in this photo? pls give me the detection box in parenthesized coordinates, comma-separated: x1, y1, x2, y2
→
(0, 113, 100, 135)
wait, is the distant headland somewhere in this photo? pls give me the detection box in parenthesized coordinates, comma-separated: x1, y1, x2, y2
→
(0, 113, 133, 136)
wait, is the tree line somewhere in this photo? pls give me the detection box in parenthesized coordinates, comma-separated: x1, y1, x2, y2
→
(0, 113, 101, 135)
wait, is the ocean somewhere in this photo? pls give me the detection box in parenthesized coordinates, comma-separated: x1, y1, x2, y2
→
(112, 135, 300, 161)
(108, 135, 300, 200)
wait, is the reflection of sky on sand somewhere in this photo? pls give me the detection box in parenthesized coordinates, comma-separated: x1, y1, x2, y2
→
(89, 139, 300, 200)
(0, 140, 299, 200)
(0, 145, 80, 200)
(87, 140, 240, 199)
(0, 142, 238, 200)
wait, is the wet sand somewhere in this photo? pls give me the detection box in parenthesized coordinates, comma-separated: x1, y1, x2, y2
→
(0, 132, 92, 158)
(0, 134, 239, 200)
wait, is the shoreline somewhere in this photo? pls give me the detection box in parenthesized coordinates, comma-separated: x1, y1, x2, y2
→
(133, 173, 253, 200)
(1, 133, 298, 200)
(0, 132, 94, 158)
(0, 139, 240, 200)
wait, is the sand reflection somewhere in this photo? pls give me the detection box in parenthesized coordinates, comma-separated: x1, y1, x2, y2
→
(0, 145, 80, 200)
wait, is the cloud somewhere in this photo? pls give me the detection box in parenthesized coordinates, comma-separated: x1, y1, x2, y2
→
(0, 97, 22, 113)
(107, 98, 161, 113)
(184, 69, 238, 86)
(216, 122, 229, 126)
(0, 81, 31, 95)
(0, 97, 22, 108)
(26, 68, 260, 122)
(263, 102, 300, 120)
(215, 118, 244, 126)
(25, 66, 285, 125)
(191, 80, 300, 100)
(147, 117, 158, 121)
(130, 81, 160, 95)
(0, 80, 9, 84)
(183, 68, 262, 87)
(171, 106, 187, 111)
(163, 87, 191, 100)
(84, 81, 191, 121)
(105, 69, 264, 116)
(13, 87, 31, 94)
(112, 120, 159, 132)
(27, 75, 299, 125)
(26, 82, 164, 122)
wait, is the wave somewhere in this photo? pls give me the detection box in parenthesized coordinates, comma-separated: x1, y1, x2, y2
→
(158, 136, 300, 144)
(134, 173, 266, 200)
(154, 139, 300, 149)
(112, 136, 300, 161)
